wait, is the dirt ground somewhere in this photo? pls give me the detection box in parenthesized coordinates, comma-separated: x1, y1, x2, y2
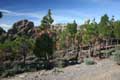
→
(2, 59, 120, 80)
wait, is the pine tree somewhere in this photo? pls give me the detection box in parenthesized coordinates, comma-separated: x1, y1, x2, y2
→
(33, 32, 54, 69)
(98, 14, 111, 38)
(114, 21, 120, 38)
(66, 20, 77, 38)
(41, 9, 54, 30)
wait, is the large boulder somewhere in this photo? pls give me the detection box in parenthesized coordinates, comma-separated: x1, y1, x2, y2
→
(64, 49, 78, 60)
(7, 19, 35, 39)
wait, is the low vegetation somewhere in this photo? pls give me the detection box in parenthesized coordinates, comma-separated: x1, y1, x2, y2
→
(84, 58, 95, 65)
(112, 50, 120, 65)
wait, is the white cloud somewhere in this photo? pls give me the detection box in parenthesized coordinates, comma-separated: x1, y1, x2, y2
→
(0, 24, 11, 31)
(0, 9, 43, 19)
(0, 9, 101, 26)
(53, 9, 98, 24)
(0, 9, 91, 20)
(0, 9, 91, 24)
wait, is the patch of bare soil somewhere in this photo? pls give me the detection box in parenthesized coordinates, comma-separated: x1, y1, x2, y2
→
(2, 59, 120, 80)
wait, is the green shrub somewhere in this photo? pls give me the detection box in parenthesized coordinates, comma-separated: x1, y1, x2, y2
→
(54, 59, 67, 68)
(84, 58, 95, 65)
(112, 50, 120, 65)
(101, 48, 115, 58)
(2, 69, 15, 77)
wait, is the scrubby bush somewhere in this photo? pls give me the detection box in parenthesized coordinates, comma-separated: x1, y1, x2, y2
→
(2, 69, 16, 78)
(84, 58, 95, 65)
(101, 48, 115, 57)
(112, 50, 120, 65)
(54, 59, 67, 68)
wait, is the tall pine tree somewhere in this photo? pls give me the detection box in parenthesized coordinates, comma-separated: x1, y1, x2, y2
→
(98, 14, 111, 38)
(41, 9, 54, 30)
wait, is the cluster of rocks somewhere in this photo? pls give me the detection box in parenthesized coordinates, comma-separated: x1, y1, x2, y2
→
(7, 19, 36, 40)
(54, 47, 79, 67)
(0, 19, 41, 43)
(55, 48, 78, 60)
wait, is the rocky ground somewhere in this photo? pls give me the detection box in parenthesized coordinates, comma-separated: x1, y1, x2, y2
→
(2, 59, 120, 80)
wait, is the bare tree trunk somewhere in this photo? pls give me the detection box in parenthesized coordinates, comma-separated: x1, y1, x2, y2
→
(23, 52, 26, 70)
(45, 53, 50, 69)
(116, 39, 119, 50)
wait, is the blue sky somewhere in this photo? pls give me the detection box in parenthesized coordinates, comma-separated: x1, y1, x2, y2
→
(0, 0, 120, 30)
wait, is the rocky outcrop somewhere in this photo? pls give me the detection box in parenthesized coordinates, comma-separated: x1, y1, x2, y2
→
(54, 47, 78, 64)
(7, 19, 35, 39)
(0, 27, 6, 43)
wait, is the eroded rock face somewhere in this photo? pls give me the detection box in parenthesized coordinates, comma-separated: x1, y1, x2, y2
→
(7, 19, 35, 39)
(55, 48, 78, 61)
